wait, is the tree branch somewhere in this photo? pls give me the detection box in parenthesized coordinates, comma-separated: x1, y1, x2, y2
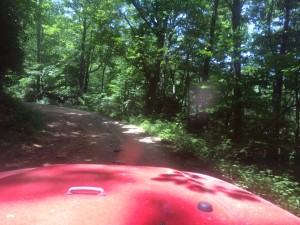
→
(118, 9, 135, 34)
(128, 0, 157, 35)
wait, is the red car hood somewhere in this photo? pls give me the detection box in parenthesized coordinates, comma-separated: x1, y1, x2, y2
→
(0, 164, 299, 225)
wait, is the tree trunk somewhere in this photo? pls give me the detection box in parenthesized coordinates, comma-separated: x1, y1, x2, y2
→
(101, 65, 106, 93)
(185, 71, 191, 121)
(145, 73, 159, 115)
(36, 0, 42, 100)
(271, 0, 291, 159)
(230, 0, 243, 144)
(83, 62, 90, 93)
(295, 73, 300, 163)
(202, 0, 219, 82)
(36, 2, 42, 64)
(78, 18, 88, 93)
(83, 31, 93, 94)
(144, 33, 165, 115)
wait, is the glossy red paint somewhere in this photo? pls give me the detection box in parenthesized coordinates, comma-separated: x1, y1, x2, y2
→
(0, 164, 299, 225)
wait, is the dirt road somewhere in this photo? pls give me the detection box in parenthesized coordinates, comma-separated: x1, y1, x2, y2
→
(0, 104, 204, 173)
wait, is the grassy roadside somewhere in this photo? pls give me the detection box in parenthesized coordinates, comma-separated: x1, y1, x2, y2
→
(125, 116, 300, 217)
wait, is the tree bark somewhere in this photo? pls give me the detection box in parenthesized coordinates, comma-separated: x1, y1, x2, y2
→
(145, 73, 160, 116)
(78, 18, 88, 93)
(229, 0, 243, 144)
(36, 1, 42, 64)
(295, 73, 300, 163)
(36, 0, 43, 100)
(202, 0, 219, 82)
(271, 0, 291, 159)
(83, 31, 93, 94)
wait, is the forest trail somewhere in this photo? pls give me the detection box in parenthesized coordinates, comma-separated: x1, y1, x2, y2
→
(0, 104, 205, 173)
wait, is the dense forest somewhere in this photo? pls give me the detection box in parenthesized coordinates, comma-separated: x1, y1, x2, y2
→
(0, 0, 300, 215)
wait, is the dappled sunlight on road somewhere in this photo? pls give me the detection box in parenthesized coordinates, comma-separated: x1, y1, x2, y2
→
(47, 122, 59, 128)
(95, 119, 170, 166)
(113, 123, 162, 144)
(64, 112, 87, 116)
(121, 125, 144, 134)
(138, 136, 162, 143)
(66, 121, 77, 126)
(32, 144, 43, 148)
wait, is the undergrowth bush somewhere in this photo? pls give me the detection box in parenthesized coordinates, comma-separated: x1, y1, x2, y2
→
(134, 117, 210, 157)
(80, 93, 143, 119)
(218, 160, 300, 216)
(0, 92, 46, 140)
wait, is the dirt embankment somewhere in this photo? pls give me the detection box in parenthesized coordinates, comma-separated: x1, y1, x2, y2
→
(0, 104, 205, 173)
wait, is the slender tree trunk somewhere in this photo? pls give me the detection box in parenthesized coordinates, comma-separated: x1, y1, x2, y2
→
(83, 61, 90, 93)
(203, 0, 219, 82)
(145, 74, 160, 115)
(156, 33, 166, 110)
(36, 3, 42, 64)
(295, 74, 300, 163)
(272, 74, 283, 156)
(83, 31, 93, 94)
(160, 38, 168, 98)
(36, 0, 42, 100)
(229, 0, 243, 144)
(101, 65, 106, 93)
(271, 0, 291, 159)
(78, 18, 88, 93)
(185, 71, 191, 121)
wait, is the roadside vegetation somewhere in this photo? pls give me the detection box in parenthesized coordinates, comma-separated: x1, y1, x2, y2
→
(125, 116, 300, 216)
(0, 92, 46, 141)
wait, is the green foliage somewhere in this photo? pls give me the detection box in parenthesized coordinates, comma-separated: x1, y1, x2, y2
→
(128, 117, 211, 158)
(218, 160, 300, 217)
(0, 0, 30, 85)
